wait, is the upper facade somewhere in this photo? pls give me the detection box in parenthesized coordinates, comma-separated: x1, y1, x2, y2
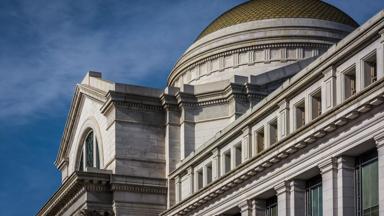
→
(38, 1, 384, 216)
(168, 0, 358, 87)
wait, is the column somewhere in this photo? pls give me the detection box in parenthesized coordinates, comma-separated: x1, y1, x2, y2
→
(239, 200, 252, 216)
(319, 158, 337, 216)
(336, 157, 355, 216)
(278, 100, 289, 140)
(322, 66, 337, 110)
(375, 134, 384, 216)
(175, 176, 181, 204)
(242, 126, 252, 162)
(212, 148, 220, 181)
(275, 182, 290, 216)
(252, 199, 266, 216)
(289, 180, 305, 216)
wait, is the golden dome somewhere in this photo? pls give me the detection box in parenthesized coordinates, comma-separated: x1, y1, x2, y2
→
(197, 0, 358, 40)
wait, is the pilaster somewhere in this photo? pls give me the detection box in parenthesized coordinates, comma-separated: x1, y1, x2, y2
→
(187, 167, 194, 195)
(212, 148, 220, 180)
(377, 29, 384, 80)
(180, 106, 195, 160)
(289, 180, 305, 216)
(322, 66, 336, 110)
(374, 133, 384, 216)
(319, 158, 337, 216)
(252, 199, 266, 216)
(239, 200, 252, 216)
(175, 176, 181, 204)
(242, 126, 252, 162)
(278, 100, 289, 140)
(336, 156, 355, 216)
(275, 182, 290, 216)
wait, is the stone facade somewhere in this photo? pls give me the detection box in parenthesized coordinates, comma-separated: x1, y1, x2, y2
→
(38, 1, 384, 216)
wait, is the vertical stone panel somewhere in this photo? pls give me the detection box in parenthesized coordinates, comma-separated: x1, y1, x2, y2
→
(336, 157, 355, 216)
(239, 200, 252, 216)
(322, 66, 336, 111)
(275, 182, 290, 216)
(289, 180, 305, 216)
(375, 134, 384, 216)
(319, 158, 337, 216)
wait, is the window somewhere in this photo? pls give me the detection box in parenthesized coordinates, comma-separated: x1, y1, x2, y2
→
(79, 131, 100, 171)
(356, 151, 378, 216)
(224, 150, 231, 174)
(206, 163, 212, 185)
(344, 66, 357, 99)
(311, 90, 322, 120)
(265, 196, 277, 216)
(256, 127, 265, 153)
(269, 119, 278, 145)
(196, 169, 203, 190)
(306, 175, 323, 216)
(235, 144, 242, 167)
(363, 52, 377, 87)
(295, 100, 306, 129)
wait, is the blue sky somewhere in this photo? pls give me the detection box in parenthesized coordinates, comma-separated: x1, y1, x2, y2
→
(0, 0, 383, 215)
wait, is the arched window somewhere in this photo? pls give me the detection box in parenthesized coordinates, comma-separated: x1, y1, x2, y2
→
(79, 130, 100, 171)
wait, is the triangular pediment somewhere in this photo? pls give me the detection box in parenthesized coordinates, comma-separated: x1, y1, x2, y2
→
(55, 72, 112, 169)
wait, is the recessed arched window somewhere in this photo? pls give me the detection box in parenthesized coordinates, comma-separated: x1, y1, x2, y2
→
(79, 130, 100, 171)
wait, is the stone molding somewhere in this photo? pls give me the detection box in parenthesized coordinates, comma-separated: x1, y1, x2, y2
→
(318, 157, 337, 174)
(111, 183, 167, 194)
(274, 182, 290, 195)
(374, 133, 384, 148)
(38, 172, 168, 216)
(37, 172, 110, 216)
(336, 156, 355, 171)
(238, 200, 252, 213)
(101, 91, 163, 114)
(169, 42, 330, 87)
(161, 82, 270, 111)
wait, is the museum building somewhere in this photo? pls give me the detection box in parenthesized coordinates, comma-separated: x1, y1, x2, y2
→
(38, 0, 384, 215)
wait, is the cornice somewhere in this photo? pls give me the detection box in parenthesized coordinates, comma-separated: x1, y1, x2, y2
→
(172, 82, 268, 109)
(38, 172, 168, 215)
(101, 90, 163, 114)
(111, 183, 167, 195)
(37, 172, 110, 216)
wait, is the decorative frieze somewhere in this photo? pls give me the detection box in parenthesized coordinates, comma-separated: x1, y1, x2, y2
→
(111, 183, 167, 194)
(172, 43, 329, 87)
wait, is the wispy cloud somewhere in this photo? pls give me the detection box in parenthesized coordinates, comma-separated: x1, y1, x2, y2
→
(0, 0, 382, 122)
(0, 0, 245, 122)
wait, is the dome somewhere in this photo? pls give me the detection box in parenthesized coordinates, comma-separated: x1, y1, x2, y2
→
(197, 0, 358, 40)
(168, 0, 358, 87)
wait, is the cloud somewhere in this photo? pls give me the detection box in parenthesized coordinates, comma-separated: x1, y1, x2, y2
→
(2, 0, 381, 123)
(0, 0, 246, 122)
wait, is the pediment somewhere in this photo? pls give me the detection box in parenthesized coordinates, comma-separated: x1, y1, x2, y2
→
(55, 83, 107, 169)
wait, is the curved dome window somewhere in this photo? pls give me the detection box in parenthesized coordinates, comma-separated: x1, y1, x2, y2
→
(79, 131, 100, 171)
